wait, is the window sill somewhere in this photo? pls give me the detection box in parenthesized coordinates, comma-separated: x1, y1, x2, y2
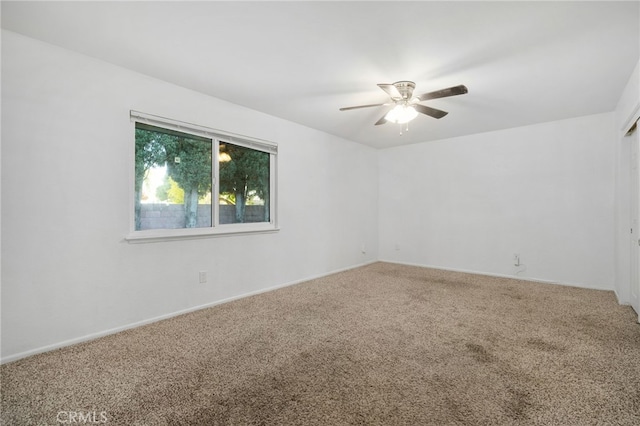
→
(125, 224, 279, 244)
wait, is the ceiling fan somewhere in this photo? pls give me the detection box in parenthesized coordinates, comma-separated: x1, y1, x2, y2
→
(340, 81, 468, 131)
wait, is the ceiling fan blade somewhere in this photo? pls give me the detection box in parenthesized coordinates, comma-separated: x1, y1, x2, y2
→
(418, 84, 468, 101)
(377, 83, 402, 99)
(415, 104, 448, 119)
(374, 114, 388, 126)
(339, 103, 386, 111)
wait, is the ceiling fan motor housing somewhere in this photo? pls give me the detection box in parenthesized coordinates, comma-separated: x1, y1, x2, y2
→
(393, 81, 416, 100)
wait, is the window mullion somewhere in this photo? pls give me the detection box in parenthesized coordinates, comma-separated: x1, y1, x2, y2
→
(213, 139, 220, 228)
(270, 153, 276, 225)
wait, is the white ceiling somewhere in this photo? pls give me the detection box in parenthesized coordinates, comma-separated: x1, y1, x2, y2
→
(2, 1, 639, 149)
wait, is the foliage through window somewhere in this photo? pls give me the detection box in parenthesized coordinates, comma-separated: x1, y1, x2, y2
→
(218, 143, 270, 224)
(131, 112, 276, 239)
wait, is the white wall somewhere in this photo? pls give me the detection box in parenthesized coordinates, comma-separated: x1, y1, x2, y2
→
(378, 113, 616, 289)
(0, 31, 379, 362)
(614, 59, 640, 304)
(2, 28, 633, 363)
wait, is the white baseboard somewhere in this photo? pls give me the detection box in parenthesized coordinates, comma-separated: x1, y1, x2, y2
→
(4, 258, 617, 364)
(378, 259, 613, 292)
(1, 260, 377, 365)
(613, 288, 632, 306)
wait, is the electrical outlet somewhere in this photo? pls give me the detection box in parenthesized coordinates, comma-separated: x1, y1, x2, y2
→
(513, 254, 520, 266)
(198, 271, 207, 284)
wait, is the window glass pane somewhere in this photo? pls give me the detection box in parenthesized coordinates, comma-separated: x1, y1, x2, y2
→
(135, 124, 212, 230)
(219, 142, 270, 224)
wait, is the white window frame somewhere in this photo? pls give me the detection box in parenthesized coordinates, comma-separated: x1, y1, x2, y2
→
(126, 111, 278, 243)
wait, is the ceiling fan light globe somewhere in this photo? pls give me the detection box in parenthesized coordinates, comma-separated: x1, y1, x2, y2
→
(385, 105, 418, 124)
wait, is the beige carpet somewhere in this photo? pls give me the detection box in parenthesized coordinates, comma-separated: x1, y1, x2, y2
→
(2, 262, 640, 425)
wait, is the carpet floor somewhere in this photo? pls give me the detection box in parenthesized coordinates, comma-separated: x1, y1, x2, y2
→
(2, 262, 640, 425)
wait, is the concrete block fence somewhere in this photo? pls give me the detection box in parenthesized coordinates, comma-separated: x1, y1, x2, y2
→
(138, 204, 266, 229)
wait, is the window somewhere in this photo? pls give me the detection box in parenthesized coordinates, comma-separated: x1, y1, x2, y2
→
(128, 111, 277, 241)
(218, 142, 270, 225)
